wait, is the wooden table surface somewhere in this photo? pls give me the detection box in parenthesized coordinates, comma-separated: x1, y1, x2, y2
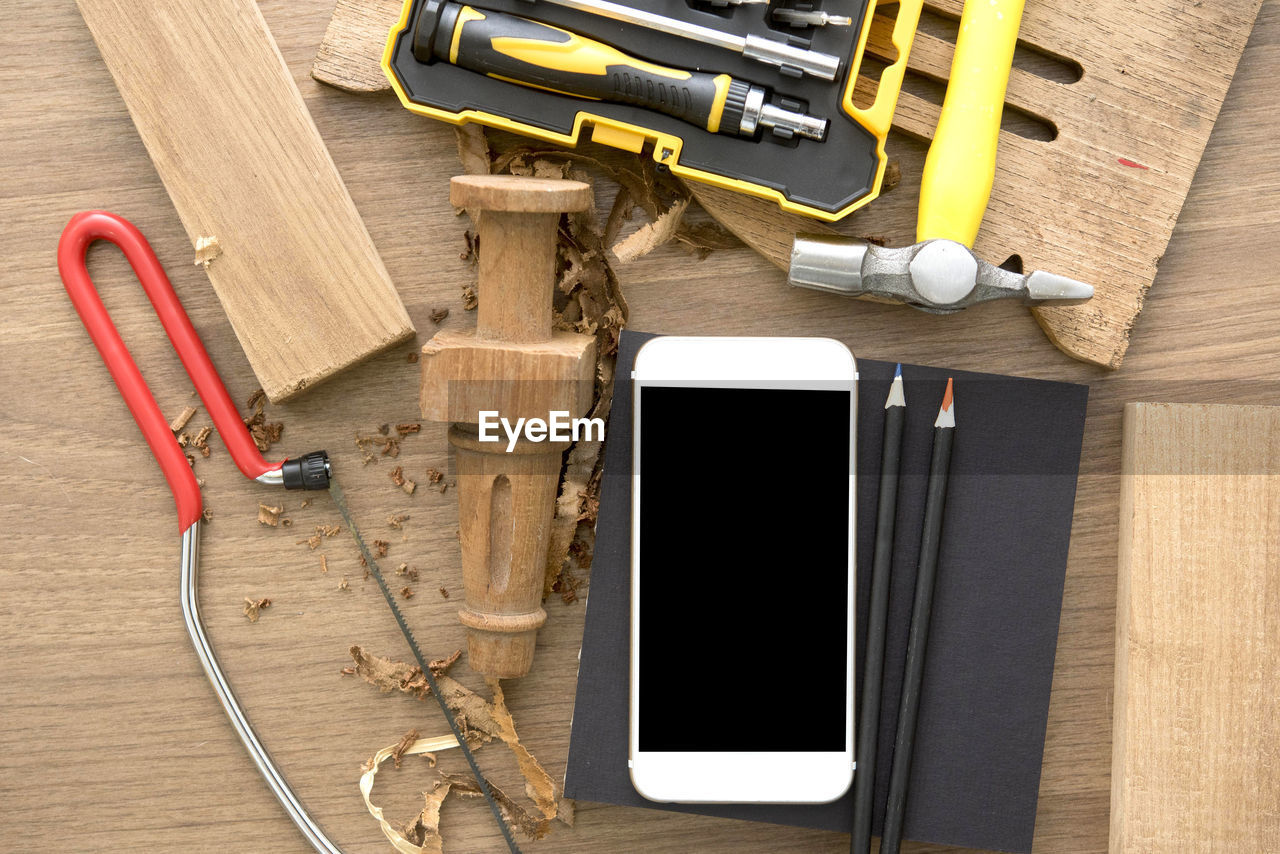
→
(2, 1, 1277, 851)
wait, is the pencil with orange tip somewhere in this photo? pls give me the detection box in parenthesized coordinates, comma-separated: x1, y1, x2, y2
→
(880, 378, 955, 854)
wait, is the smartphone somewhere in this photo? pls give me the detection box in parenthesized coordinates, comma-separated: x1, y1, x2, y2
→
(629, 336, 857, 804)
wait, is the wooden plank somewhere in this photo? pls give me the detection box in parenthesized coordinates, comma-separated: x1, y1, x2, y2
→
(1113, 403, 1280, 852)
(77, 0, 415, 402)
(311, 0, 1260, 368)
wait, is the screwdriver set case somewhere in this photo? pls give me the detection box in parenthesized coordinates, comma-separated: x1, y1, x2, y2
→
(383, 0, 921, 221)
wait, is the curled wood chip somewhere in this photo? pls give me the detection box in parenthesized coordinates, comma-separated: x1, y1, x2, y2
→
(194, 235, 222, 267)
(462, 285, 478, 311)
(611, 198, 690, 264)
(429, 308, 449, 324)
(359, 733, 462, 854)
(192, 426, 213, 458)
(243, 597, 271, 622)
(388, 513, 409, 530)
(396, 423, 421, 437)
(374, 540, 389, 558)
(439, 587, 449, 599)
(169, 406, 197, 432)
(426, 468, 443, 485)
(400, 586, 415, 599)
(258, 503, 284, 527)
(391, 729, 420, 769)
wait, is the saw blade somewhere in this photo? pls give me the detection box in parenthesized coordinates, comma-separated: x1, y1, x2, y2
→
(328, 477, 521, 854)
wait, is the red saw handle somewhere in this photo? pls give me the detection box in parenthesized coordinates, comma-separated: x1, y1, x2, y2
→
(58, 211, 282, 532)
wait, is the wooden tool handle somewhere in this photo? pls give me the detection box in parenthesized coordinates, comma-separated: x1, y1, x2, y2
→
(428, 175, 595, 678)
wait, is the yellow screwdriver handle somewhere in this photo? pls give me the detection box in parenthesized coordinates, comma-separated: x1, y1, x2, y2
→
(916, 0, 1026, 247)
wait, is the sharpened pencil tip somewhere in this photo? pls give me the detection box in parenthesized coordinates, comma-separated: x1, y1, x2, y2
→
(935, 378, 955, 428)
(885, 367, 906, 408)
(894, 363, 902, 378)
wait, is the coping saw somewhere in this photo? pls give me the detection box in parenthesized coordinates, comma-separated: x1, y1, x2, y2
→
(57, 210, 520, 854)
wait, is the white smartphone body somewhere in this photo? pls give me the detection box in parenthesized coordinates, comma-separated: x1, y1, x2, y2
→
(629, 336, 857, 804)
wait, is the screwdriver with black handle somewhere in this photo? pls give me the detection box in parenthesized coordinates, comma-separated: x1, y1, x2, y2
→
(412, 2, 829, 141)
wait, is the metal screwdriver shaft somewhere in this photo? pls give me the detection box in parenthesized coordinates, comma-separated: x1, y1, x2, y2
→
(529, 0, 843, 79)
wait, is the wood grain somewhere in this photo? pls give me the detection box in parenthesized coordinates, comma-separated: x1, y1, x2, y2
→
(2, 0, 1279, 852)
(76, 0, 415, 402)
(311, 0, 1261, 369)
(1112, 403, 1280, 853)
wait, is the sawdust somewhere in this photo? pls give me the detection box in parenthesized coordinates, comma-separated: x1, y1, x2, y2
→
(242, 389, 284, 453)
(258, 503, 284, 527)
(194, 235, 222, 267)
(192, 426, 213, 458)
(390, 466, 416, 494)
(169, 405, 197, 433)
(243, 597, 271, 622)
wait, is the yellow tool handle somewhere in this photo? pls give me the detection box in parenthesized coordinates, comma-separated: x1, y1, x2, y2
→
(916, 0, 1026, 247)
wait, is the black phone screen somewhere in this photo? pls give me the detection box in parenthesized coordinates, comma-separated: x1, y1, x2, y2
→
(637, 384, 853, 752)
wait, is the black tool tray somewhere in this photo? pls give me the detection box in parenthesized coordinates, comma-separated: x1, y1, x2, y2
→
(384, 0, 915, 221)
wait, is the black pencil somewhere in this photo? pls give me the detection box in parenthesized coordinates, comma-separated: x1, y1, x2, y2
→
(880, 378, 956, 854)
(850, 365, 907, 854)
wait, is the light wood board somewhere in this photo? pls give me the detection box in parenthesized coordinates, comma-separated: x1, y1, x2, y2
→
(76, 0, 416, 402)
(2, 0, 1279, 852)
(314, 0, 1261, 369)
(1112, 402, 1280, 853)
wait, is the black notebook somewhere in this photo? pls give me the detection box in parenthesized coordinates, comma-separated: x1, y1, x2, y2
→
(564, 331, 1088, 853)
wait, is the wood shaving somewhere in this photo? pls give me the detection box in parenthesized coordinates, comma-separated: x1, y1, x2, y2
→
(429, 308, 449, 324)
(194, 235, 222, 267)
(485, 678, 560, 820)
(243, 597, 271, 622)
(242, 389, 284, 452)
(407, 351, 420, 364)
(169, 405, 197, 432)
(358, 733, 462, 854)
(382, 437, 402, 458)
(388, 513, 409, 530)
(426, 468, 443, 485)
(321, 555, 329, 574)
(396, 423, 421, 437)
(258, 503, 284, 527)
(192, 426, 213, 458)
(611, 198, 690, 264)
(461, 285, 478, 311)
(201, 508, 213, 523)
(439, 587, 449, 599)
(374, 540, 389, 558)
(391, 728, 419, 769)
(400, 586, 414, 599)
(337, 577, 349, 591)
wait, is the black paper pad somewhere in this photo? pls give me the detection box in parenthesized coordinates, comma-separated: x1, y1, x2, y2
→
(564, 331, 1089, 853)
